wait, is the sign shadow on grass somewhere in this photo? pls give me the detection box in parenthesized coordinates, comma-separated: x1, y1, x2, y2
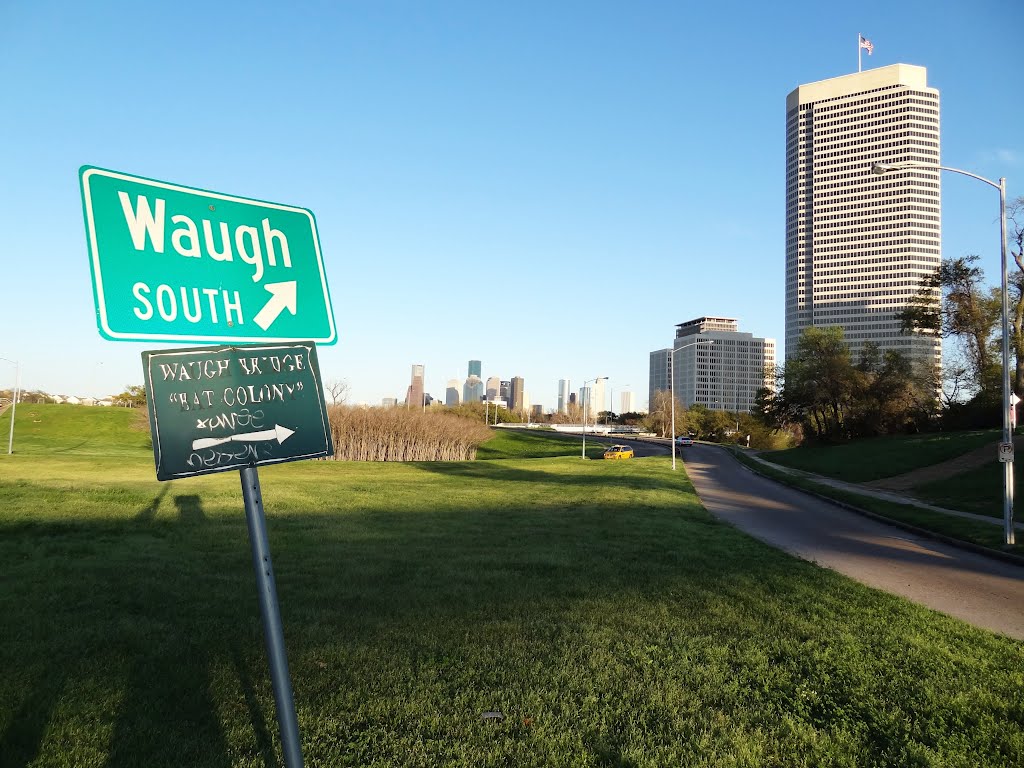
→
(134, 486, 169, 523)
(0, 666, 67, 768)
(103, 646, 232, 768)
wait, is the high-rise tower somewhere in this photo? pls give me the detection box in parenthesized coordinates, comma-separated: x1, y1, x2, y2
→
(407, 364, 425, 408)
(510, 376, 525, 412)
(785, 64, 941, 368)
(557, 379, 571, 414)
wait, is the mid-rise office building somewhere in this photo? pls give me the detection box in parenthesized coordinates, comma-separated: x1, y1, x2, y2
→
(785, 64, 941, 368)
(620, 391, 636, 414)
(650, 317, 775, 412)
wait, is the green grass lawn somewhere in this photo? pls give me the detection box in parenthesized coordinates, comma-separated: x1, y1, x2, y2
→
(0, 408, 1022, 766)
(759, 430, 998, 482)
(913, 461, 1013, 519)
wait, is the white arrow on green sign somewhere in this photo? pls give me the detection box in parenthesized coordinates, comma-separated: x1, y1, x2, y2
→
(79, 166, 337, 345)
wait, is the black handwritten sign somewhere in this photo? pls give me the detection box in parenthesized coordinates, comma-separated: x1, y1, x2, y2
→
(142, 342, 333, 480)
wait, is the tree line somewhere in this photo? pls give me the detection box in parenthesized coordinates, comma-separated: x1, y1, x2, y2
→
(755, 195, 1024, 442)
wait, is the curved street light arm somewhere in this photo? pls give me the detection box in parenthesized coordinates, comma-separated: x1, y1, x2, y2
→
(871, 161, 1000, 191)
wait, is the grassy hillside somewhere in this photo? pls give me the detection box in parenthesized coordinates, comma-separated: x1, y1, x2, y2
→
(760, 430, 998, 482)
(0, 408, 1020, 766)
(0, 402, 151, 457)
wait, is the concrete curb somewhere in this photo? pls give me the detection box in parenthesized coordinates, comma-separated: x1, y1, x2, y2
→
(724, 446, 1024, 569)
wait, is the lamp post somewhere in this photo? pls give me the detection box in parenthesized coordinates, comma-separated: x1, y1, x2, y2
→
(670, 341, 713, 470)
(872, 161, 1013, 545)
(1, 357, 20, 455)
(581, 376, 607, 459)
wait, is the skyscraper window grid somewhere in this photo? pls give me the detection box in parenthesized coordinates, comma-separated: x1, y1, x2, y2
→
(785, 64, 941, 369)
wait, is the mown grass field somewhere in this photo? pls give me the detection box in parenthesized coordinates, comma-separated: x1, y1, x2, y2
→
(475, 427, 605, 459)
(914, 461, 1011, 519)
(755, 428, 1022, 523)
(759, 430, 998, 482)
(731, 449, 1023, 555)
(0, 406, 1022, 767)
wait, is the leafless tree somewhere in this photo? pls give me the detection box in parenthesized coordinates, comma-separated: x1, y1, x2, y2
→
(326, 378, 349, 407)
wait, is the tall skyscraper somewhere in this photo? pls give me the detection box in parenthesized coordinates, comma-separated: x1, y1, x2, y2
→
(650, 318, 775, 412)
(463, 375, 484, 403)
(785, 64, 941, 368)
(510, 376, 525, 412)
(557, 379, 571, 413)
(485, 376, 501, 401)
(407, 364, 425, 409)
(445, 379, 462, 406)
(468, 360, 482, 378)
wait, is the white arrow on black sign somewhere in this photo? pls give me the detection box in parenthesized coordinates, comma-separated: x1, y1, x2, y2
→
(192, 424, 296, 450)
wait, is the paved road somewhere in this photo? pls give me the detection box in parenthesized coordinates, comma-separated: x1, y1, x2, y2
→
(683, 443, 1024, 640)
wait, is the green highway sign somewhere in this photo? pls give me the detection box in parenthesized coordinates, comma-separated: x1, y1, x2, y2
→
(142, 341, 333, 480)
(80, 166, 337, 345)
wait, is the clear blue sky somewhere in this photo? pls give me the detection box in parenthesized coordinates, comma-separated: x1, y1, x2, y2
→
(1, 0, 1021, 410)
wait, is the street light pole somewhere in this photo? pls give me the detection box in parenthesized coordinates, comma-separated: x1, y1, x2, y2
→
(581, 376, 607, 459)
(670, 341, 713, 471)
(1, 357, 20, 455)
(872, 161, 1014, 544)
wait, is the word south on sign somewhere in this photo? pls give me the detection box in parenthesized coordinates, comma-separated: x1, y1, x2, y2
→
(80, 166, 337, 345)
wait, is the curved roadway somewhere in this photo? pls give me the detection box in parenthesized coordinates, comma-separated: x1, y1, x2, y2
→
(681, 443, 1024, 640)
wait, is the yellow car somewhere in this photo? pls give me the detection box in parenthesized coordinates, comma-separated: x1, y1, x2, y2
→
(603, 444, 635, 460)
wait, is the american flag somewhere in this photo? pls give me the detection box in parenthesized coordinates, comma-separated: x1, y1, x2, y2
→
(859, 35, 874, 55)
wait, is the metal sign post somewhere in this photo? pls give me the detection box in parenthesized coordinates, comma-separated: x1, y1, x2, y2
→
(241, 465, 304, 768)
(82, 166, 340, 767)
(140, 340, 334, 765)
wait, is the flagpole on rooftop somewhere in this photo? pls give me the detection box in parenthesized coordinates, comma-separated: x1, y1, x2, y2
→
(858, 32, 862, 72)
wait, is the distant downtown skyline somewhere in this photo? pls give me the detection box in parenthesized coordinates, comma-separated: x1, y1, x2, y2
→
(387, 360, 637, 416)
